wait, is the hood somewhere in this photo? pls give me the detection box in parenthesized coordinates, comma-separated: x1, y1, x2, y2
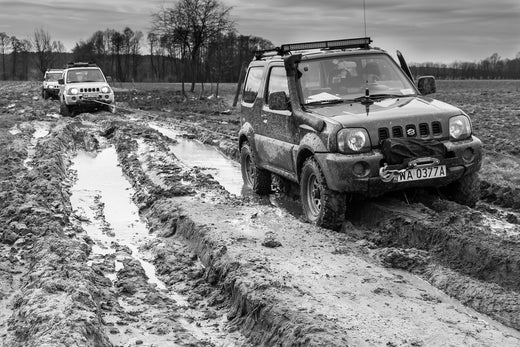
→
(310, 96, 464, 143)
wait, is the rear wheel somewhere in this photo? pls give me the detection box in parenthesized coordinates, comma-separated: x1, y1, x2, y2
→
(445, 172, 480, 207)
(240, 142, 271, 195)
(300, 157, 346, 230)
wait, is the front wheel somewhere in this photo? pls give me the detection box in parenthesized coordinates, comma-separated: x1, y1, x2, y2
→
(300, 157, 346, 230)
(60, 103, 74, 117)
(106, 104, 116, 113)
(240, 142, 271, 195)
(445, 172, 480, 207)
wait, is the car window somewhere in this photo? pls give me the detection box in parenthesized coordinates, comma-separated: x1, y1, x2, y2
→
(266, 66, 289, 105)
(45, 72, 62, 81)
(66, 69, 105, 83)
(298, 54, 417, 104)
(242, 67, 263, 103)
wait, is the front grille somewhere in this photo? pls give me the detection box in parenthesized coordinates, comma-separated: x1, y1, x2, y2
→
(405, 124, 417, 137)
(419, 123, 429, 136)
(379, 128, 389, 141)
(392, 126, 403, 138)
(379, 121, 444, 142)
(80, 87, 100, 92)
(432, 121, 442, 135)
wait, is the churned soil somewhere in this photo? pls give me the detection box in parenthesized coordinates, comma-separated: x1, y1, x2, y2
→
(1, 81, 520, 346)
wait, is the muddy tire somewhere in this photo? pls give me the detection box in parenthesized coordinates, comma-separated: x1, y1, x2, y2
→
(240, 143, 271, 195)
(300, 157, 346, 230)
(60, 103, 73, 117)
(446, 172, 480, 207)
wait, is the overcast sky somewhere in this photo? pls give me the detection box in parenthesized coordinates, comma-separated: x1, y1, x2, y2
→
(1, 0, 519, 63)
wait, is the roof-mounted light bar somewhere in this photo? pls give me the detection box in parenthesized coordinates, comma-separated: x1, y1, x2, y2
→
(253, 37, 372, 60)
(280, 37, 372, 54)
(66, 62, 98, 68)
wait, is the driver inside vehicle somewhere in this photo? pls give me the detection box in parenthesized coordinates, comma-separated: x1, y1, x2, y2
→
(363, 62, 381, 83)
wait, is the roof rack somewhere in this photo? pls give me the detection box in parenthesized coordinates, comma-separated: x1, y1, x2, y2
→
(254, 37, 372, 60)
(66, 62, 98, 68)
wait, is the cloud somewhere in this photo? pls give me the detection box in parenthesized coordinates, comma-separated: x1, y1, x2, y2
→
(1, 0, 519, 62)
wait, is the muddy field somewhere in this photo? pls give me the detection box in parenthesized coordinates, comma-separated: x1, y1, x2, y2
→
(1, 80, 520, 346)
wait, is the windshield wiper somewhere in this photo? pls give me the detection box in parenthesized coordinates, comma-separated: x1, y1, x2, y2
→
(369, 93, 415, 99)
(305, 99, 344, 106)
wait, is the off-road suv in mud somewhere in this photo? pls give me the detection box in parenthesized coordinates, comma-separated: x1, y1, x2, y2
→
(238, 37, 482, 230)
(41, 69, 63, 100)
(58, 62, 115, 117)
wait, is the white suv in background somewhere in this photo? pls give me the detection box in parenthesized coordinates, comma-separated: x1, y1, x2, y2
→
(58, 62, 115, 117)
(42, 69, 63, 100)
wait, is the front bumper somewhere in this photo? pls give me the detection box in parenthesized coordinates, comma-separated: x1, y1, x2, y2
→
(314, 136, 482, 196)
(64, 93, 114, 106)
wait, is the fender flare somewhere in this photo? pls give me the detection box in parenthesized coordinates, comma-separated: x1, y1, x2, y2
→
(238, 122, 258, 159)
(295, 132, 328, 180)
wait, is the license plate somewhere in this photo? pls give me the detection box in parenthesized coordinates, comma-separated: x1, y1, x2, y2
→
(395, 165, 446, 182)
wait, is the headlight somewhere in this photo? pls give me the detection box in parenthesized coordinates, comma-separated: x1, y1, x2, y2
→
(449, 115, 471, 140)
(101, 86, 110, 93)
(337, 128, 371, 153)
(68, 88, 79, 95)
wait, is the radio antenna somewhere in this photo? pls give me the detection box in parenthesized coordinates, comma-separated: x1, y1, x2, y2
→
(363, 0, 367, 37)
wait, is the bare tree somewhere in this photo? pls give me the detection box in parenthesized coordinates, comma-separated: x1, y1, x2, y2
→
(151, 0, 234, 92)
(10, 36, 23, 79)
(33, 28, 65, 76)
(0, 32, 9, 80)
(147, 32, 159, 81)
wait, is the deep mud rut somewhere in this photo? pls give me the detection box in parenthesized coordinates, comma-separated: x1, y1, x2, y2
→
(1, 81, 520, 346)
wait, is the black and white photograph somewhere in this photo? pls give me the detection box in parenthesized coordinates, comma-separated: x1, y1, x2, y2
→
(1, 0, 520, 346)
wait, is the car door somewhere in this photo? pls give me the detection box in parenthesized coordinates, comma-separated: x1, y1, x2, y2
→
(254, 65, 298, 174)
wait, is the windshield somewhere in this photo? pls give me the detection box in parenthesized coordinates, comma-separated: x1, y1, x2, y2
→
(45, 72, 62, 81)
(298, 53, 417, 105)
(66, 69, 105, 83)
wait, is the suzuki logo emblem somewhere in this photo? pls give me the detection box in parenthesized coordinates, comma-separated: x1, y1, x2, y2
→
(407, 128, 416, 136)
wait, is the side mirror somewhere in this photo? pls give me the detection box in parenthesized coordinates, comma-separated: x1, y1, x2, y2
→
(58, 78, 64, 85)
(417, 76, 436, 95)
(268, 91, 291, 111)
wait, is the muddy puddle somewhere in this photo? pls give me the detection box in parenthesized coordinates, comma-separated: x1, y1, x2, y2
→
(69, 145, 241, 345)
(150, 123, 305, 218)
(150, 124, 248, 196)
(70, 147, 164, 289)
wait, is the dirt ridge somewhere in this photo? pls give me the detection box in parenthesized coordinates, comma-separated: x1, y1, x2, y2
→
(1, 123, 112, 346)
(351, 198, 520, 330)
(111, 124, 350, 346)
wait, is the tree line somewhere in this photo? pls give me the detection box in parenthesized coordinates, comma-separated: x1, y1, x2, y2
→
(1, 0, 520, 86)
(410, 52, 520, 80)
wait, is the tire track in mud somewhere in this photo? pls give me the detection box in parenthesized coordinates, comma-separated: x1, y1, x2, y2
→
(109, 119, 520, 346)
(0, 121, 111, 346)
(148, 117, 520, 333)
(69, 136, 247, 346)
(348, 196, 520, 330)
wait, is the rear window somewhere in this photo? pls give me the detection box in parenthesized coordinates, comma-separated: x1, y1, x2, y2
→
(242, 67, 264, 103)
(266, 66, 289, 104)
